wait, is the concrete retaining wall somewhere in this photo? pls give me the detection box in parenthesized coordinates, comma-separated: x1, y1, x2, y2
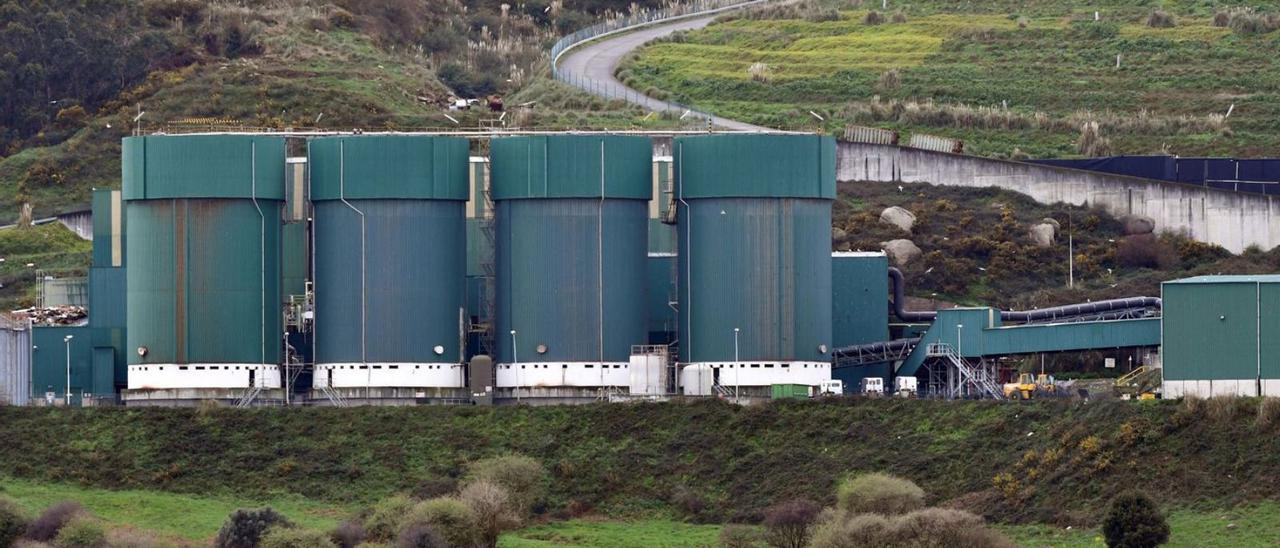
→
(837, 142, 1280, 253)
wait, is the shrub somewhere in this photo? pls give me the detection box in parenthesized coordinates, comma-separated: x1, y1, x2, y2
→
(459, 481, 520, 548)
(1102, 492, 1169, 548)
(719, 524, 762, 548)
(27, 502, 85, 542)
(1212, 11, 1230, 27)
(402, 498, 477, 548)
(836, 473, 925, 516)
(394, 523, 444, 548)
(464, 454, 549, 516)
(364, 495, 415, 542)
(877, 69, 900, 92)
(1146, 10, 1176, 28)
(669, 485, 707, 520)
(1207, 396, 1248, 422)
(804, 8, 841, 23)
(761, 499, 820, 548)
(1257, 398, 1280, 428)
(810, 508, 1012, 548)
(260, 527, 335, 548)
(891, 11, 908, 23)
(1077, 121, 1111, 157)
(331, 520, 365, 548)
(0, 496, 30, 547)
(411, 477, 457, 501)
(863, 11, 885, 25)
(1116, 235, 1174, 269)
(748, 62, 771, 83)
(328, 8, 357, 29)
(214, 508, 292, 548)
(53, 516, 105, 548)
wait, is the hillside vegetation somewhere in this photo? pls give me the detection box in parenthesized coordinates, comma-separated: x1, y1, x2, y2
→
(2, 398, 1280, 530)
(0, 223, 91, 309)
(0, 0, 683, 224)
(621, 0, 1280, 157)
(834, 181, 1280, 312)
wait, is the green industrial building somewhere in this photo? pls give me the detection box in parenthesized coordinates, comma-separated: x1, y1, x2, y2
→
(1162, 275, 1280, 398)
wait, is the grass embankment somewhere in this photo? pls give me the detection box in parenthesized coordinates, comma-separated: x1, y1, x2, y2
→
(2, 398, 1279, 531)
(0, 222, 92, 310)
(621, 1, 1280, 157)
(836, 181, 1280, 312)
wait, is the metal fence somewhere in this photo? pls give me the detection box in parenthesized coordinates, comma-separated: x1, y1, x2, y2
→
(0, 316, 31, 406)
(550, 0, 772, 123)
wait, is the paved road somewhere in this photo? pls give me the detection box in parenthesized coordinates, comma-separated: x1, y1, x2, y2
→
(556, 13, 774, 132)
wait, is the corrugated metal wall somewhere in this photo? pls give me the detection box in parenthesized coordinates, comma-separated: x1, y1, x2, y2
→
(495, 199, 648, 363)
(832, 253, 889, 348)
(313, 200, 466, 364)
(0, 317, 30, 405)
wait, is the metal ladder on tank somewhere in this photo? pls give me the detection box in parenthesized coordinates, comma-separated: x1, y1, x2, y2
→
(926, 343, 1004, 400)
(476, 164, 497, 358)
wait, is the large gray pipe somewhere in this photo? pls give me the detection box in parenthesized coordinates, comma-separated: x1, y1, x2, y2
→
(887, 267, 1160, 323)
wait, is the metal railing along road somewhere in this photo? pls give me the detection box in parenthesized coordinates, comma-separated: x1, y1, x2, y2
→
(550, 0, 774, 124)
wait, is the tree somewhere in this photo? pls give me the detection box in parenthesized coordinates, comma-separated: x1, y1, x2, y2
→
(1102, 491, 1170, 548)
(214, 508, 292, 548)
(762, 498, 820, 548)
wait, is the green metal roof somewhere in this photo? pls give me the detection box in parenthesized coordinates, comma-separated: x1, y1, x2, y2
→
(674, 134, 836, 199)
(1165, 275, 1280, 284)
(123, 135, 286, 201)
(490, 135, 652, 200)
(309, 135, 469, 201)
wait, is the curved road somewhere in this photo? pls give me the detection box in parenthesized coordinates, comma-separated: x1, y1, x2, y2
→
(556, 11, 774, 132)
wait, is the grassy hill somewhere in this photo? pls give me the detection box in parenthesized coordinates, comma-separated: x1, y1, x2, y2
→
(0, 0, 687, 225)
(2, 398, 1279, 533)
(620, 0, 1280, 158)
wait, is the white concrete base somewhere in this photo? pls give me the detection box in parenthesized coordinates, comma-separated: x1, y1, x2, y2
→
(128, 364, 282, 390)
(495, 361, 631, 388)
(1162, 379, 1269, 398)
(680, 361, 831, 396)
(314, 363, 465, 389)
(123, 387, 285, 406)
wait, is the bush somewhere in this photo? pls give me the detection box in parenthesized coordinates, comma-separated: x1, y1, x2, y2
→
(27, 502, 84, 542)
(719, 524, 762, 548)
(877, 69, 900, 92)
(214, 508, 292, 548)
(1077, 121, 1111, 157)
(863, 11, 885, 25)
(810, 508, 1012, 548)
(1102, 492, 1169, 548)
(748, 62, 771, 83)
(1146, 10, 1176, 28)
(464, 454, 548, 516)
(53, 516, 105, 548)
(836, 473, 925, 516)
(1116, 234, 1174, 269)
(0, 496, 29, 547)
(1257, 398, 1280, 428)
(411, 477, 458, 501)
(260, 527, 336, 548)
(394, 523, 444, 548)
(459, 481, 520, 548)
(669, 485, 707, 520)
(364, 495, 416, 542)
(762, 499, 820, 548)
(402, 498, 477, 548)
(891, 11, 908, 23)
(331, 520, 365, 548)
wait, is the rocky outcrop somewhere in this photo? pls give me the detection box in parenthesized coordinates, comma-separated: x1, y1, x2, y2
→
(881, 239, 922, 265)
(879, 206, 917, 233)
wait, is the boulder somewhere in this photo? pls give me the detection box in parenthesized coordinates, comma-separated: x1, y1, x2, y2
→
(832, 226, 848, 242)
(1040, 217, 1061, 230)
(879, 206, 917, 233)
(1029, 223, 1056, 248)
(1122, 215, 1155, 235)
(881, 239, 922, 265)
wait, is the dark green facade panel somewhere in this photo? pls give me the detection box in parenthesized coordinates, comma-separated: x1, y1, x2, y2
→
(122, 135, 285, 200)
(832, 253, 889, 348)
(309, 136, 469, 201)
(89, 267, 126, 330)
(126, 199, 282, 366)
(647, 254, 677, 337)
(282, 221, 308, 298)
(677, 198, 833, 363)
(91, 189, 124, 268)
(490, 136, 652, 200)
(1162, 282, 1259, 381)
(674, 135, 836, 199)
(313, 200, 466, 364)
(495, 199, 648, 363)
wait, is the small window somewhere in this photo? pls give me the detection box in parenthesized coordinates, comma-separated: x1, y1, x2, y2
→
(765, 363, 774, 368)
(179, 366, 188, 371)
(373, 365, 383, 370)
(521, 365, 526, 369)
(562, 364, 569, 369)
(751, 363, 760, 368)
(389, 365, 399, 370)
(585, 364, 595, 368)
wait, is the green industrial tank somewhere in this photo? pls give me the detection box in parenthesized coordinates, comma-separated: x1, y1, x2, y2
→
(675, 134, 836, 395)
(123, 135, 285, 392)
(308, 136, 470, 392)
(490, 135, 651, 396)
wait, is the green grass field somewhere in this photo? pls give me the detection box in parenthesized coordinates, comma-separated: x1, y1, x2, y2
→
(622, 1, 1280, 158)
(4, 477, 1277, 548)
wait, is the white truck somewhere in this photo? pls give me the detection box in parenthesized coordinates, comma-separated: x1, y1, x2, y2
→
(861, 377, 885, 396)
(818, 379, 844, 396)
(894, 376, 918, 398)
